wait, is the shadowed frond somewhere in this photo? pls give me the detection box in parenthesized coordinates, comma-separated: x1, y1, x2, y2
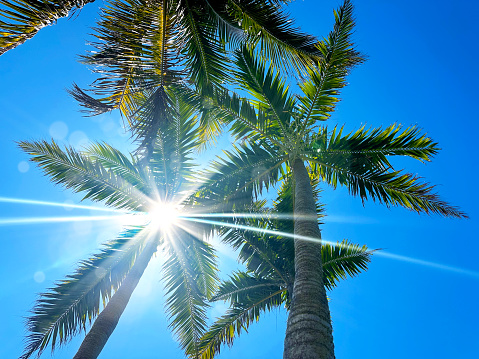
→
(20, 226, 150, 359)
(223, 0, 319, 74)
(199, 140, 286, 212)
(234, 45, 295, 139)
(199, 285, 284, 359)
(0, 0, 95, 55)
(163, 229, 218, 357)
(18, 140, 150, 211)
(148, 95, 199, 197)
(178, 0, 229, 90)
(74, 0, 181, 114)
(211, 271, 283, 303)
(131, 87, 175, 162)
(220, 217, 290, 283)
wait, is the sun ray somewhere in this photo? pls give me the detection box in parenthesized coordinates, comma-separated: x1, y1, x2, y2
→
(0, 196, 130, 213)
(187, 212, 302, 221)
(0, 215, 127, 226)
(377, 251, 479, 278)
(182, 216, 479, 279)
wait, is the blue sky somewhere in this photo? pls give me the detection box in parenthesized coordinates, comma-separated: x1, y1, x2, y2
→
(0, 0, 478, 358)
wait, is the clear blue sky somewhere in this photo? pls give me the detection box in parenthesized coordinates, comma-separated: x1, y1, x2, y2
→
(0, 0, 478, 358)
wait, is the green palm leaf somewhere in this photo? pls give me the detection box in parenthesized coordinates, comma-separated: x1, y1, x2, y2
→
(234, 45, 295, 140)
(20, 226, 151, 359)
(308, 153, 466, 218)
(308, 124, 439, 167)
(148, 92, 200, 196)
(178, 0, 229, 90)
(199, 286, 284, 359)
(0, 0, 95, 55)
(163, 229, 218, 357)
(223, 0, 319, 73)
(200, 238, 373, 359)
(297, 0, 364, 130)
(86, 141, 149, 188)
(200, 140, 286, 212)
(322, 240, 373, 290)
(18, 140, 150, 211)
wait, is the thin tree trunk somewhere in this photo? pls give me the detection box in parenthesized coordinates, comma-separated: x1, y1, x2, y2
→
(73, 237, 158, 359)
(283, 159, 334, 359)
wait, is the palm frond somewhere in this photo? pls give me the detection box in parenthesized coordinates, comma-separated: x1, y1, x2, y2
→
(199, 140, 286, 212)
(234, 45, 295, 140)
(0, 0, 95, 55)
(297, 0, 364, 131)
(211, 271, 283, 303)
(198, 286, 284, 359)
(211, 88, 285, 147)
(226, 0, 319, 74)
(179, 0, 229, 89)
(148, 94, 199, 198)
(20, 226, 150, 359)
(86, 141, 150, 191)
(308, 154, 466, 218)
(163, 229, 218, 357)
(73, 0, 180, 115)
(18, 140, 150, 211)
(322, 240, 373, 290)
(220, 218, 290, 284)
(307, 124, 439, 168)
(131, 87, 175, 162)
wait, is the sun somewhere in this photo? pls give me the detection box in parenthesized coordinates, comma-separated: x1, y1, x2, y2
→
(148, 202, 180, 231)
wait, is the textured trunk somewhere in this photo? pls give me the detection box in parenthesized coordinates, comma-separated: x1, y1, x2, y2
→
(283, 159, 335, 359)
(73, 237, 158, 359)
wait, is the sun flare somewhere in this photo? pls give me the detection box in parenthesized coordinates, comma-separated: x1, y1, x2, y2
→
(148, 202, 180, 231)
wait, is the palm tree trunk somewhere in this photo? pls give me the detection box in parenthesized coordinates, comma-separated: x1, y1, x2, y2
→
(73, 237, 158, 359)
(283, 159, 335, 359)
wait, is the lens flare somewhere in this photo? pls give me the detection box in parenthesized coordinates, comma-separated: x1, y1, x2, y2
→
(0, 215, 126, 226)
(183, 215, 479, 279)
(149, 202, 180, 231)
(0, 196, 128, 213)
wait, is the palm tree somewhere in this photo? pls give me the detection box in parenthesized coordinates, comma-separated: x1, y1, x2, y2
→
(197, 1, 466, 358)
(198, 179, 375, 359)
(1, 0, 318, 71)
(63, 0, 322, 160)
(18, 92, 219, 359)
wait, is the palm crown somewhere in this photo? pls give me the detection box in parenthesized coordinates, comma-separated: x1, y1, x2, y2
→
(198, 1, 465, 357)
(18, 93, 219, 359)
(60, 0, 321, 159)
(198, 179, 374, 359)
(205, 1, 463, 219)
(1, 0, 321, 159)
(17, 93, 374, 359)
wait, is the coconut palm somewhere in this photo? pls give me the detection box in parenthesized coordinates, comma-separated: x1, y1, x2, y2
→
(18, 92, 219, 359)
(0, 0, 318, 73)
(64, 0, 322, 160)
(197, 1, 466, 358)
(198, 179, 375, 359)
